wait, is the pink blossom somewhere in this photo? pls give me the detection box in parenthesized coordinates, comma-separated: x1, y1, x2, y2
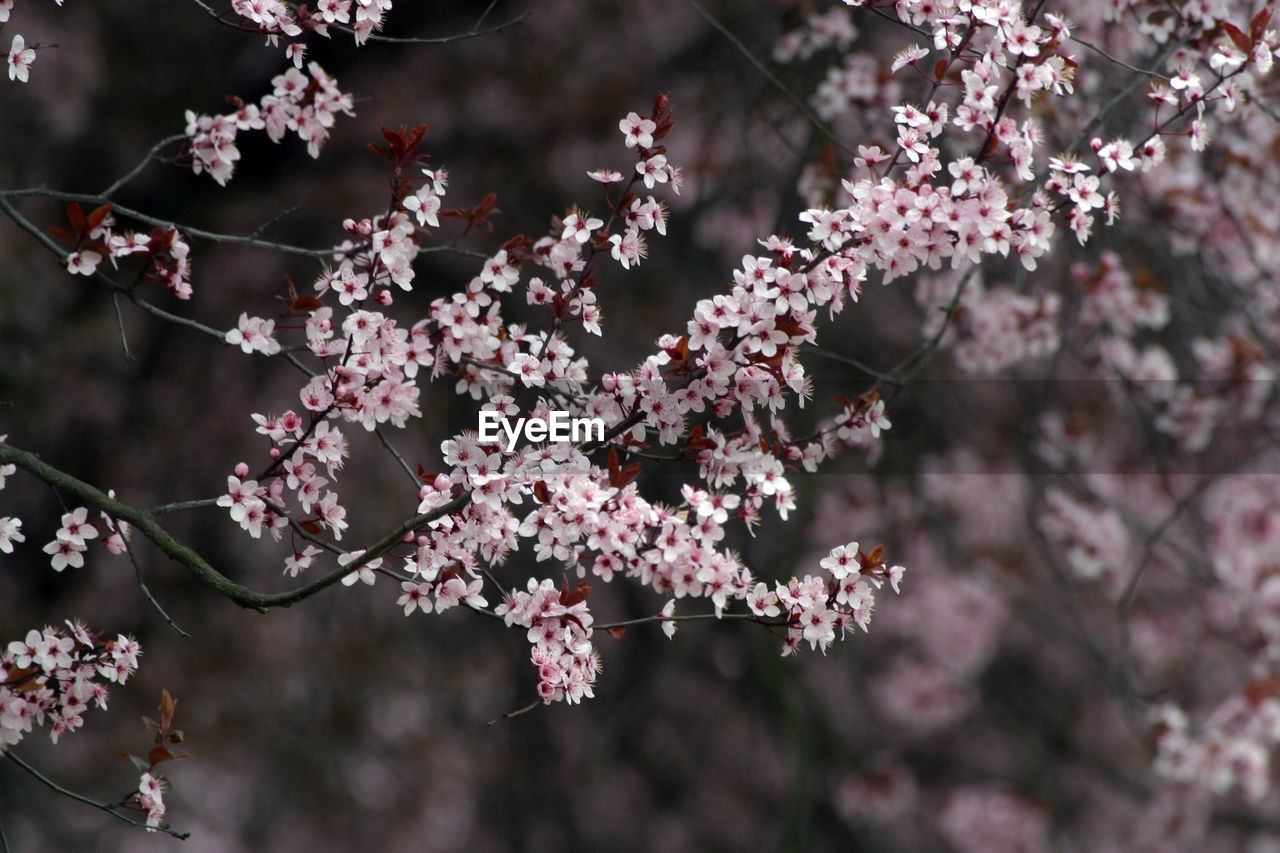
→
(7, 34, 33, 83)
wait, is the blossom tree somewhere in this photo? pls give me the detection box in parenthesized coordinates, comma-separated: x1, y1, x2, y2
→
(2, 0, 1280, 848)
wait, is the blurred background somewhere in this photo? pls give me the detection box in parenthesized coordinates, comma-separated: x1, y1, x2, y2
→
(3, 1, 1279, 850)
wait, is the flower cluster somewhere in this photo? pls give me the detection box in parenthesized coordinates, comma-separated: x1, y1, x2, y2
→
(13, 0, 1280, 844)
(217, 421, 349, 541)
(136, 772, 166, 830)
(203, 101, 912, 706)
(1, 622, 141, 750)
(749, 541, 904, 655)
(495, 578, 599, 704)
(1152, 695, 1280, 803)
(913, 267, 1062, 375)
(57, 205, 195, 300)
(40, 506, 98, 572)
(234, 0, 395, 46)
(1037, 488, 1132, 583)
(185, 62, 354, 185)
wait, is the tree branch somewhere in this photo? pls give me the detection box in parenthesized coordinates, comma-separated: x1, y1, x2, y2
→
(0, 441, 470, 612)
(3, 751, 190, 841)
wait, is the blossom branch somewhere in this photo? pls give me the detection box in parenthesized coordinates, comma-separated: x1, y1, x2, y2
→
(3, 751, 190, 841)
(0, 440, 470, 611)
(0, 187, 332, 259)
(341, 6, 528, 46)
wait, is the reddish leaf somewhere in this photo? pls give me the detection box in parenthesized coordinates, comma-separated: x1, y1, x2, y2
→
(651, 91, 671, 121)
(607, 447, 621, 483)
(441, 193, 501, 234)
(933, 58, 948, 81)
(501, 234, 533, 259)
(148, 745, 176, 766)
(607, 626, 627, 640)
(615, 462, 642, 490)
(66, 203, 86, 240)
(47, 225, 75, 246)
(1252, 7, 1271, 42)
(860, 544, 885, 569)
(158, 681, 176, 727)
(1245, 676, 1279, 703)
(774, 318, 805, 337)
(1221, 21, 1252, 51)
(561, 581, 591, 608)
(86, 204, 113, 233)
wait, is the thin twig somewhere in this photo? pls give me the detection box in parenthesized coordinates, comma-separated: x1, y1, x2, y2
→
(150, 498, 221, 516)
(887, 264, 980, 380)
(0, 195, 231, 344)
(1071, 36, 1169, 78)
(1065, 39, 1183, 157)
(358, 10, 527, 45)
(0, 194, 71, 257)
(132, 295, 228, 341)
(189, 0, 525, 45)
(4, 751, 190, 841)
(689, 0, 854, 157)
(0, 187, 332, 259)
(487, 699, 540, 726)
(249, 206, 300, 240)
(800, 343, 898, 385)
(595, 611, 769, 630)
(115, 513, 191, 638)
(100, 134, 186, 197)
(374, 427, 422, 489)
(111, 293, 136, 363)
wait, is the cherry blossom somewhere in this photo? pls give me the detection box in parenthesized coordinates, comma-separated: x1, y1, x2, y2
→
(8, 0, 1280, 843)
(6, 34, 33, 83)
(1, 623, 140, 751)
